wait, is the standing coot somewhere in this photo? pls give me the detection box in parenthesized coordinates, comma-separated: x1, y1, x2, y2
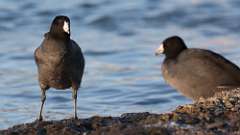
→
(155, 36, 240, 100)
(34, 15, 85, 120)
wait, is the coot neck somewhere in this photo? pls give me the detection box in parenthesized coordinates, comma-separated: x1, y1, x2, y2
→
(48, 32, 70, 42)
(165, 47, 187, 60)
(44, 32, 71, 53)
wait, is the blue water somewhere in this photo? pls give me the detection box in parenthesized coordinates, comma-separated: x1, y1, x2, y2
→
(1, 0, 240, 129)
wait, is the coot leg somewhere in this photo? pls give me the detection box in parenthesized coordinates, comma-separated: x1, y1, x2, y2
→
(72, 89, 78, 119)
(39, 89, 46, 121)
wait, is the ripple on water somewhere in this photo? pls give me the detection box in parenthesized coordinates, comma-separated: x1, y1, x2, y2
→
(19, 2, 36, 11)
(10, 54, 34, 61)
(134, 98, 170, 105)
(49, 96, 70, 103)
(77, 2, 99, 9)
(85, 49, 120, 56)
(85, 14, 119, 31)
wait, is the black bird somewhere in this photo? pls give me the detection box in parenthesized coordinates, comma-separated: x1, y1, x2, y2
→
(155, 36, 240, 100)
(34, 15, 85, 120)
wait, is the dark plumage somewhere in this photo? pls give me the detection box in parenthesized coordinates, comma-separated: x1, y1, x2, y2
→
(34, 15, 85, 120)
(155, 36, 240, 100)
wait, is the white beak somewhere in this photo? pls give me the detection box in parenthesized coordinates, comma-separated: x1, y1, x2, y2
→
(155, 44, 164, 56)
(63, 21, 70, 34)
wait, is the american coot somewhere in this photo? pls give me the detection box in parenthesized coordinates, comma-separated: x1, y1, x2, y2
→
(155, 36, 240, 100)
(34, 15, 85, 120)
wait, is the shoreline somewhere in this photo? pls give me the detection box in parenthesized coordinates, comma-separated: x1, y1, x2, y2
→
(1, 89, 240, 135)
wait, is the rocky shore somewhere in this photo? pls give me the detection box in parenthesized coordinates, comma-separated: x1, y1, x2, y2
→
(1, 89, 240, 135)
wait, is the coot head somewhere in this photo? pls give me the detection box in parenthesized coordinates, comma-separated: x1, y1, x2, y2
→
(50, 15, 71, 36)
(155, 36, 187, 59)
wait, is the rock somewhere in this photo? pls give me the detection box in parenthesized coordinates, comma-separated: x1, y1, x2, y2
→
(1, 89, 240, 135)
